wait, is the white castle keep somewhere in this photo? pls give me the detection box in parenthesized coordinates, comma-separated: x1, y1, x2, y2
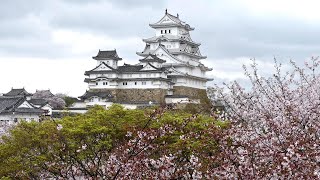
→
(80, 10, 212, 109)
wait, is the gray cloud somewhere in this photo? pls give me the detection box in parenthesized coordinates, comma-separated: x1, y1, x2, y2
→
(62, 0, 166, 8)
(49, 1, 166, 37)
(0, 0, 319, 75)
(0, 0, 169, 58)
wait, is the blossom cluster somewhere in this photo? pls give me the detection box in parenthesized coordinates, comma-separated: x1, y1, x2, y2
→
(214, 58, 320, 179)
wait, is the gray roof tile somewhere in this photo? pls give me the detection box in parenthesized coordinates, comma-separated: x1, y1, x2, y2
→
(0, 96, 24, 112)
(93, 50, 122, 60)
(139, 54, 166, 63)
(4, 88, 32, 96)
(118, 64, 144, 72)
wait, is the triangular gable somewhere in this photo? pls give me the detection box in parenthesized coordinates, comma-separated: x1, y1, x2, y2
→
(168, 67, 186, 75)
(157, 14, 178, 25)
(153, 45, 186, 64)
(140, 63, 159, 71)
(18, 100, 34, 109)
(90, 62, 114, 71)
(144, 54, 156, 61)
(194, 47, 202, 56)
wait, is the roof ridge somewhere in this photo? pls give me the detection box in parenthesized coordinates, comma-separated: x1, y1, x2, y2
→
(93, 49, 122, 60)
(102, 62, 116, 70)
(147, 62, 165, 71)
(8, 96, 26, 111)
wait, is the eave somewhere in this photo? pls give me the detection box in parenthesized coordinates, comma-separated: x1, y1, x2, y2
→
(168, 74, 213, 81)
(142, 37, 201, 46)
(149, 23, 194, 31)
(85, 77, 172, 82)
(170, 51, 207, 59)
(85, 70, 115, 75)
(92, 57, 122, 61)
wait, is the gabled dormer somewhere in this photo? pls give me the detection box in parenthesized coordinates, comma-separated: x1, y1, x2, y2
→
(150, 9, 194, 37)
(93, 49, 122, 68)
(139, 54, 166, 68)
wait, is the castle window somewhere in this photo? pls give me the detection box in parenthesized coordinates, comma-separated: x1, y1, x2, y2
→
(135, 82, 137, 85)
(142, 81, 147, 85)
(123, 82, 128, 85)
(165, 30, 167, 33)
(96, 82, 98, 85)
(169, 29, 171, 33)
(161, 30, 163, 34)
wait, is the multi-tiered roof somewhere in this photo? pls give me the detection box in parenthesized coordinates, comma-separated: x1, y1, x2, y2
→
(80, 10, 212, 108)
(137, 10, 212, 82)
(149, 9, 195, 31)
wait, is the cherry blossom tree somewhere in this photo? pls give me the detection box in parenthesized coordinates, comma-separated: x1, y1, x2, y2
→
(213, 57, 320, 179)
(1, 58, 320, 179)
(32, 90, 66, 109)
(0, 104, 228, 179)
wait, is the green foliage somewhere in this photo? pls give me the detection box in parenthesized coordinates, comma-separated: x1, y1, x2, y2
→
(151, 110, 229, 160)
(63, 96, 77, 107)
(0, 104, 148, 178)
(0, 104, 228, 178)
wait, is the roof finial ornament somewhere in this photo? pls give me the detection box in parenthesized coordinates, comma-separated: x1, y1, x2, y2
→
(177, 13, 179, 18)
(165, 9, 167, 14)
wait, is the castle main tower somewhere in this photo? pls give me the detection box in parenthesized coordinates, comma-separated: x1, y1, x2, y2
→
(80, 10, 212, 108)
(137, 9, 212, 98)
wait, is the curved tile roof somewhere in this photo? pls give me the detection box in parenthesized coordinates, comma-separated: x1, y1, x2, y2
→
(93, 50, 122, 60)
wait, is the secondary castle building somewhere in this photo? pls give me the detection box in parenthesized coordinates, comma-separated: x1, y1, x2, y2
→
(81, 10, 212, 108)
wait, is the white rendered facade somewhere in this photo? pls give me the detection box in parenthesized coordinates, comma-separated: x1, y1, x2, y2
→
(81, 10, 212, 108)
(137, 10, 212, 89)
(84, 53, 171, 91)
(0, 99, 41, 126)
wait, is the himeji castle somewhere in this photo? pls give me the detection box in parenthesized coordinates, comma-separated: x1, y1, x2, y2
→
(80, 10, 212, 109)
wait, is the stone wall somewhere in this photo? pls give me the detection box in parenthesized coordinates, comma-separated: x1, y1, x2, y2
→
(173, 86, 207, 99)
(115, 89, 167, 103)
(88, 86, 210, 106)
(89, 88, 167, 104)
(173, 86, 212, 112)
(173, 86, 211, 106)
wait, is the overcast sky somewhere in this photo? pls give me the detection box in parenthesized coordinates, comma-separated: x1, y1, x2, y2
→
(1, 0, 320, 96)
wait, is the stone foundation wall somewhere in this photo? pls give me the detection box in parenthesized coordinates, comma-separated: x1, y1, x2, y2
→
(173, 86, 211, 106)
(89, 88, 167, 104)
(88, 86, 210, 106)
(115, 89, 167, 103)
(173, 86, 207, 99)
